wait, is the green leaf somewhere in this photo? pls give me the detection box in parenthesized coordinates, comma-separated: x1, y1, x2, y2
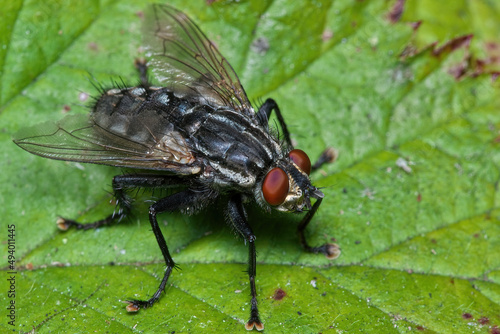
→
(2, 0, 500, 333)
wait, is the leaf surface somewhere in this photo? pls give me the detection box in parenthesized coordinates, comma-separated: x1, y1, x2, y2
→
(1, 1, 500, 333)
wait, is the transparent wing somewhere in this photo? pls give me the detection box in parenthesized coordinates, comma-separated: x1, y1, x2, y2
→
(13, 114, 202, 174)
(144, 4, 255, 115)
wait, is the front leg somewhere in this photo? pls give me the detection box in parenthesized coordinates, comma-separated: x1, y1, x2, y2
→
(257, 98, 292, 148)
(297, 197, 340, 260)
(226, 195, 264, 331)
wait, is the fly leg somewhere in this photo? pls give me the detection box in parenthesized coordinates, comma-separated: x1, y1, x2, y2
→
(126, 188, 212, 311)
(227, 196, 264, 331)
(257, 99, 337, 170)
(57, 174, 186, 231)
(297, 197, 340, 260)
(311, 147, 337, 172)
(257, 98, 292, 148)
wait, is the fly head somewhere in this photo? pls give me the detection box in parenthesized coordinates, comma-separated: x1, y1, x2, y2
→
(257, 149, 324, 213)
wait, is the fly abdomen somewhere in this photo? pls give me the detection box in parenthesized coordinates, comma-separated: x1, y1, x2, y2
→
(93, 87, 187, 144)
(89, 86, 203, 172)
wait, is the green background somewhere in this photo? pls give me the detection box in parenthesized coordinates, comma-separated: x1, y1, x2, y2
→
(1, 0, 500, 333)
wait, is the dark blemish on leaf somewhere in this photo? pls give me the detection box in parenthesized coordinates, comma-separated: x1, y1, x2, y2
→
(343, 188, 347, 194)
(428, 293, 432, 298)
(416, 326, 425, 331)
(251, 37, 270, 55)
(448, 63, 468, 80)
(432, 35, 473, 56)
(474, 233, 480, 238)
(355, 240, 361, 245)
(410, 21, 422, 31)
(430, 239, 437, 244)
(387, 0, 405, 23)
(321, 292, 327, 297)
(491, 326, 500, 334)
(297, 311, 302, 315)
(26, 263, 34, 270)
(450, 279, 454, 284)
(478, 317, 490, 325)
(63, 105, 71, 113)
(136, 11, 144, 19)
(462, 313, 473, 319)
(417, 193, 422, 202)
(272, 288, 286, 300)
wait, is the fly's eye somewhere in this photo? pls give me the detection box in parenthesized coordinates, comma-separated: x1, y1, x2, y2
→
(289, 149, 311, 175)
(262, 167, 289, 206)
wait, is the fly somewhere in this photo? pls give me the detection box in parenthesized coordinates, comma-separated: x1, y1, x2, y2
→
(14, 4, 338, 331)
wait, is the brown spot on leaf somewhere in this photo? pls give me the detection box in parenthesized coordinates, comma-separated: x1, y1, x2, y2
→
(410, 21, 422, 31)
(273, 288, 286, 300)
(387, 0, 405, 23)
(462, 313, 473, 319)
(432, 35, 473, 56)
(478, 317, 490, 325)
(448, 62, 468, 80)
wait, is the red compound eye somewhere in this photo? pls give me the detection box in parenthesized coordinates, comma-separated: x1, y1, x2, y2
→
(262, 167, 289, 206)
(289, 149, 311, 175)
